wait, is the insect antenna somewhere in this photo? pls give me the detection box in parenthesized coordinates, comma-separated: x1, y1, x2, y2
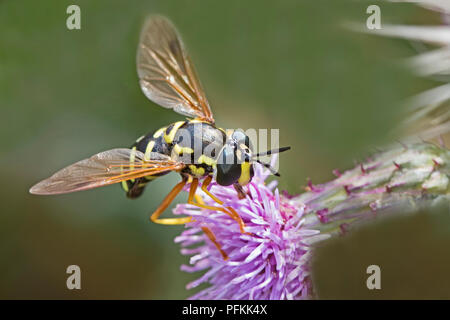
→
(255, 160, 281, 177)
(254, 146, 291, 158)
(252, 146, 290, 177)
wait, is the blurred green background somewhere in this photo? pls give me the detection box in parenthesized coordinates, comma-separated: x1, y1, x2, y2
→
(1, 0, 448, 299)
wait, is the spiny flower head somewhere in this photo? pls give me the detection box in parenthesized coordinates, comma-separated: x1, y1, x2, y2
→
(174, 142, 449, 299)
(173, 161, 328, 300)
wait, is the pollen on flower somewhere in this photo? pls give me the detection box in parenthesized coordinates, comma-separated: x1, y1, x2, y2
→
(173, 160, 322, 300)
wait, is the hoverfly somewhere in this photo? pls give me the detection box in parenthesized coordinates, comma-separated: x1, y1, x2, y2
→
(30, 16, 290, 259)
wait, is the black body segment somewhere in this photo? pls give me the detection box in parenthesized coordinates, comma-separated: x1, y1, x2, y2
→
(122, 120, 227, 198)
(121, 126, 171, 198)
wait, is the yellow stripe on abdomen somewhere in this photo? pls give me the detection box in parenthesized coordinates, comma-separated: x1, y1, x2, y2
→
(144, 140, 155, 161)
(129, 146, 137, 183)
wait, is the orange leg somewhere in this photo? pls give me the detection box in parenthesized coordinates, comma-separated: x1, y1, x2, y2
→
(200, 176, 223, 204)
(186, 178, 227, 260)
(201, 226, 228, 260)
(188, 177, 249, 235)
(150, 177, 192, 225)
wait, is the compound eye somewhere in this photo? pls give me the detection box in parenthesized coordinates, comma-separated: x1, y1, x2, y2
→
(231, 130, 252, 150)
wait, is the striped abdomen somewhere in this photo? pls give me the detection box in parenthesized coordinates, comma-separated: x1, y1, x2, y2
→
(121, 125, 170, 198)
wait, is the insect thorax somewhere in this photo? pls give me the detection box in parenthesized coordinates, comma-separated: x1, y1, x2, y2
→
(169, 120, 226, 178)
(121, 120, 226, 198)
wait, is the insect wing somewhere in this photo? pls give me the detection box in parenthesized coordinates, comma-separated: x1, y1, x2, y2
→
(137, 15, 214, 123)
(29, 149, 183, 195)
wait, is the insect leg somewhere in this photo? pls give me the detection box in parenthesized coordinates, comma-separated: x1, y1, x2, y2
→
(201, 226, 228, 260)
(200, 176, 223, 204)
(187, 178, 227, 260)
(150, 176, 192, 225)
(201, 176, 249, 234)
(188, 176, 249, 235)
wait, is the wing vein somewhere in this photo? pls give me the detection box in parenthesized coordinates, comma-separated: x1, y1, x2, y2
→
(137, 16, 214, 122)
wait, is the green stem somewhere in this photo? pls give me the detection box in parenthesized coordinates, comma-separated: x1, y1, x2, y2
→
(289, 143, 450, 238)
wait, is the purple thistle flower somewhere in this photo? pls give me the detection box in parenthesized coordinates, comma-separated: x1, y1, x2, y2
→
(174, 159, 329, 300)
(174, 143, 449, 300)
(172, 0, 450, 298)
